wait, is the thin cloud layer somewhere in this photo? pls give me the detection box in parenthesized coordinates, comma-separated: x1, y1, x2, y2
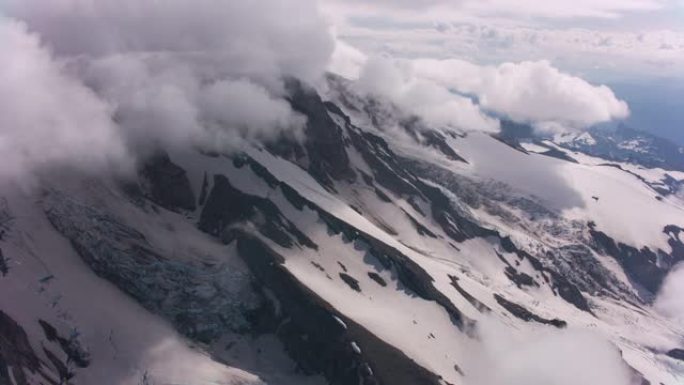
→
(325, 0, 668, 19)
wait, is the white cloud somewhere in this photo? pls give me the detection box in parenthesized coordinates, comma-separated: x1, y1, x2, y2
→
(0, 0, 336, 179)
(338, 55, 628, 133)
(654, 263, 684, 323)
(355, 57, 500, 132)
(323, 1, 684, 81)
(413, 59, 630, 129)
(4, 0, 334, 82)
(0, 18, 129, 181)
(466, 319, 634, 385)
(329, 39, 368, 80)
(199, 79, 306, 142)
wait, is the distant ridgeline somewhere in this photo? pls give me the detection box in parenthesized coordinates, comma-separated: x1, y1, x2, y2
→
(498, 121, 684, 172)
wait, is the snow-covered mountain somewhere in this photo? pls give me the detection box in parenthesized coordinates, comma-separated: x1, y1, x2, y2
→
(1, 76, 683, 385)
(553, 125, 684, 173)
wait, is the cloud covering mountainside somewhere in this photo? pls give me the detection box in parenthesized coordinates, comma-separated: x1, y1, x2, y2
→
(0, 0, 635, 183)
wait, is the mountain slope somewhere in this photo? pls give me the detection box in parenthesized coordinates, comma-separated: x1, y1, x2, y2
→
(1, 78, 683, 385)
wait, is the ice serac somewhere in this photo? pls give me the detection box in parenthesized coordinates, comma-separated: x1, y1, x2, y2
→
(44, 191, 260, 343)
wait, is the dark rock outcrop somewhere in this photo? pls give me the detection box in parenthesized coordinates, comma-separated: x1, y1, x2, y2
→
(494, 294, 567, 328)
(339, 273, 362, 292)
(666, 349, 684, 361)
(449, 276, 491, 313)
(236, 235, 442, 385)
(38, 320, 90, 368)
(589, 225, 667, 294)
(368, 272, 387, 287)
(0, 249, 8, 277)
(504, 266, 538, 289)
(139, 151, 196, 212)
(421, 130, 467, 163)
(198, 175, 316, 250)
(348, 127, 421, 196)
(287, 80, 355, 186)
(0, 311, 55, 385)
(539, 148, 579, 163)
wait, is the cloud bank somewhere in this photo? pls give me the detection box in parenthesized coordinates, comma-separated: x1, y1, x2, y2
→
(0, 18, 129, 180)
(0, 0, 633, 182)
(413, 59, 630, 130)
(0, 0, 334, 181)
(336, 52, 629, 133)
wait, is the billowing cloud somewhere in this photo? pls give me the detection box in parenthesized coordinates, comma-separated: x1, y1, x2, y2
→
(329, 39, 368, 80)
(0, 18, 129, 181)
(413, 59, 630, 130)
(199, 79, 306, 142)
(0, 0, 335, 179)
(340, 55, 628, 133)
(356, 57, 500, 132)
(654, 263, 684, 322)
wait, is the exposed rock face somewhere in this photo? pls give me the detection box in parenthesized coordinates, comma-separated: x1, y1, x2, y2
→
(493, 294, 567, 328)
(139, 151, 196, 212)
(199, 174, 316, 250)
(44, 191, 260, 343)
(421, 129, 467, 163)
(38, 319, 90, 369)
(0, 311, 50, 385)
(0, 249, 8, 277)
(539, 148, 579, 163)
(233, 156, 474, 331)
(287, 79, 355, 186)
(346, 126, 421, 196)
(235, 235, 442, 385)
(589, 225, 667, 294)
(667, 349, 684, 361)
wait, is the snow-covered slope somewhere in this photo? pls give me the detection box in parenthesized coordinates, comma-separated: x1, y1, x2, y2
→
(1, 77, 683, 385)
